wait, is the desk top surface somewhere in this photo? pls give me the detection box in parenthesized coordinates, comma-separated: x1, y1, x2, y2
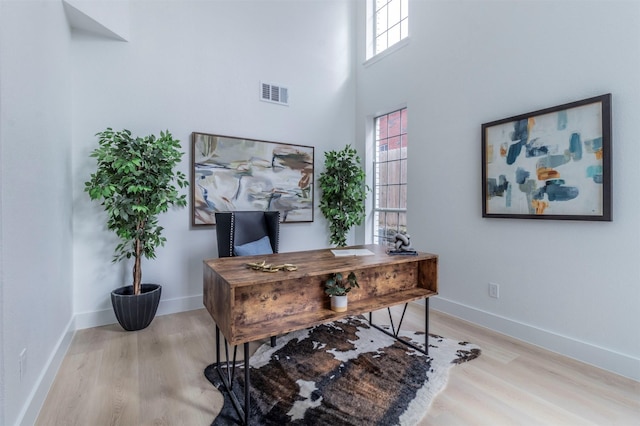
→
(204, 244, 437, 288)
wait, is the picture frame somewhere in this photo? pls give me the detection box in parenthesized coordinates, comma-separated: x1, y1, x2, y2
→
(191, 132, 314, 226)
(482, 94, 612, 221)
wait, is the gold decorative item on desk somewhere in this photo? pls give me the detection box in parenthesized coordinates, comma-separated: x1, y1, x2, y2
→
(246, 260, 298, 272)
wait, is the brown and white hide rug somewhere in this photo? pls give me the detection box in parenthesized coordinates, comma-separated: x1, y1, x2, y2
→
(205, 315, 480, 425)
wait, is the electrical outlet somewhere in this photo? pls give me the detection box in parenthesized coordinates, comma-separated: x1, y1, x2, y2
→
(489, 283, 500, 299)
(19, 348, 27, 381)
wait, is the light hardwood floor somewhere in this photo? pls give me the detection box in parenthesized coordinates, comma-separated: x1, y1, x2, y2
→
(35, 305, 639, 425)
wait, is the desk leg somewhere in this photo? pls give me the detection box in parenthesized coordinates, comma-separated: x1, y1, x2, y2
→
(244, 343, 250, 425)
(368, 302, 430, 356)
(215, 325, 220, 363)
(425, 298, 429, 355)
(213, 328, 251, 425)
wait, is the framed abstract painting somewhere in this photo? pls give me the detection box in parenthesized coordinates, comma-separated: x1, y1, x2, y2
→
(482, 94, 612, 221)
(191, 132, 314, 226)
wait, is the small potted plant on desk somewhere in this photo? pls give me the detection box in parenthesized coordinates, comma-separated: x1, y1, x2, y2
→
(324, 272, 360, 312)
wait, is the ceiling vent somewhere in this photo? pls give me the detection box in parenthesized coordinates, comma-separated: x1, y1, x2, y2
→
(260, 82, 289, 106)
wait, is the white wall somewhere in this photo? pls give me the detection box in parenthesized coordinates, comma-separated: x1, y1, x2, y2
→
(4, 1, 356, 423)
(0, 1, 75, 425)
(3, 1, 638, 423)
(71, 0, 357, 326)
(356, 0, 640, 380)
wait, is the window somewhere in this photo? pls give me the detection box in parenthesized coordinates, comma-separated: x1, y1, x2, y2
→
(374, 0, 409, 56)
(373, 108, 408, 246)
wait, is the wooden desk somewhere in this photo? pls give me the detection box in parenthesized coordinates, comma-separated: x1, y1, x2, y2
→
(203, 243, 438, 345)
(203, 244, 438, 424)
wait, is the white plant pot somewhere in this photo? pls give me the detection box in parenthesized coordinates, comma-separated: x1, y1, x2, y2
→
(331, 295, 348, 312)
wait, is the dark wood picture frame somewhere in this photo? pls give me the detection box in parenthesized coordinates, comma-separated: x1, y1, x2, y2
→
(191, 132, 314, 226)
(482, 94, 612, 221)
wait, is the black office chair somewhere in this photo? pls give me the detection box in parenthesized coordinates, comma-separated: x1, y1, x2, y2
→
(215, 210, 280, 346)
(215, 210, 280, 258)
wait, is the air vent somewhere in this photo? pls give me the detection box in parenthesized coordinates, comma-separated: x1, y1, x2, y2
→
(260, 82, 289, 106)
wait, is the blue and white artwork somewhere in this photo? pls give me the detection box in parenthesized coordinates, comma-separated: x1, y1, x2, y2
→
(483, 95, 611, 220)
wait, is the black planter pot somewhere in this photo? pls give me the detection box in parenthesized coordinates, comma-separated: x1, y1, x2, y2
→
(111, 283, 162, 331)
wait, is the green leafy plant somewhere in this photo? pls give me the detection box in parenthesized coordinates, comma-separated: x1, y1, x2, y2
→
(84, 128, 188, 295)
(318, 145, 370, 247)
(324, 272, 360, 297)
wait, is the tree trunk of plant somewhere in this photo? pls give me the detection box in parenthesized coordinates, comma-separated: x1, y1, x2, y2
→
(133, 232, 142, 295)
(133, 254, 141, 295)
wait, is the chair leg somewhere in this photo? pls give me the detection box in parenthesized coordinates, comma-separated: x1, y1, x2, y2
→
(270, 336, 276, 347)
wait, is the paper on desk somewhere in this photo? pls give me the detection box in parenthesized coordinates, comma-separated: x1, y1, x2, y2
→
(331, 249, 375, 256)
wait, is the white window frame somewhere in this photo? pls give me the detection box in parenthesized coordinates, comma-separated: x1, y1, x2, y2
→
(370, 107, 408, 247)
(366, 0, 409, 61)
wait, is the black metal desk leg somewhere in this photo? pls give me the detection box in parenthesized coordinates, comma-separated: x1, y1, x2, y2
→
(425, 298, 429, 354)
(215, 325, 220, 363)
(244, 342, 250, 425)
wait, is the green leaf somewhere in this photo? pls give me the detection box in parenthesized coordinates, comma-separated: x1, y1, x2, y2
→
(319, 145, 369, 246)
(83, 128, 190, 285)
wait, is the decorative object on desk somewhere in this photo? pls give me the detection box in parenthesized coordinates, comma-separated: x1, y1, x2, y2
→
(319, 145, 370, 246)
(204, 315, 481, 425)
(192, 132, 314, 226)
(482, 93, 612, 221)
(84, 128, 188, 331)
(246, 260, 298, 272)
(324, 271, 359, 312)
(389, 232, 418, 256)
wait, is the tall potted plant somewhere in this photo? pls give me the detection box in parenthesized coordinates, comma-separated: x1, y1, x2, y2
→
(85, 128, 188, 331)
(319, 144, 369, 247)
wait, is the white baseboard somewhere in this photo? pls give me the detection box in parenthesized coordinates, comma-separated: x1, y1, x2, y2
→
(17, 316, 76, 426)
(430, 296, 640, 381)
(74, 294, 204, 330)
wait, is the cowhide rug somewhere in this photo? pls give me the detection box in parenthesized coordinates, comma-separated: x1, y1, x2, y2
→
(205, 315, 480, 425)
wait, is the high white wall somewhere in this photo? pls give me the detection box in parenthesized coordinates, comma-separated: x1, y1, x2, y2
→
(0, 1, 74, 425)
(356, 0, 640, 380)
(3, 1, 356, 423)
(71, 0, 357, 326)
(3, 1, 639, 424)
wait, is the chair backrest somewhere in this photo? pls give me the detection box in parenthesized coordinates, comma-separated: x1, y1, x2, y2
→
(215, 211, 280, 257)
